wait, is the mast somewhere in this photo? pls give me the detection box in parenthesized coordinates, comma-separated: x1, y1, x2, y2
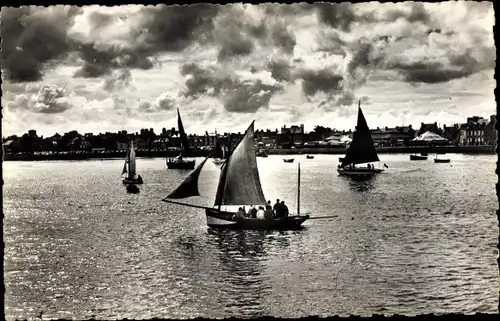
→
(128, 140, 136, 179)
(297, 162, 300, 215)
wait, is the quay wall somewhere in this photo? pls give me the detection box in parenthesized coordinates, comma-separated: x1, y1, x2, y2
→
(3, 145, 495, 161)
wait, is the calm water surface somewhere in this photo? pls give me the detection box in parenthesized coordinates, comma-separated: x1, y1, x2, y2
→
(3, 154, 498, 319)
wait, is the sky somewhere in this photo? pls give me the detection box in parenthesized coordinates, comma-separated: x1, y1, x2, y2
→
(1, 2, 496, 137)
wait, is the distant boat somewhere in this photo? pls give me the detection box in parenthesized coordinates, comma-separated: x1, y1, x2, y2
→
(166, 109, 196, 170)
(212, 137, 229, 166)
(337, 100, 386, 177)
(163, 121, 310, 230)
(283, 158, 295, 163)
(434, 153, 450, 163)
(410, 153, 428, 161)
(306, 155, 314, 159)
(121, 140, 144, 185)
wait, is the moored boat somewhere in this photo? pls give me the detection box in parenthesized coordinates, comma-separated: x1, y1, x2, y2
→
(163, 121, 309, 230)
(166, 109, 196, 170)
(337, 101, 387, 177)
(410, 154, 428, 161)
(306, 155, 314, 159)
(121, 140, 144, 185)
(283, 158, 295, 163)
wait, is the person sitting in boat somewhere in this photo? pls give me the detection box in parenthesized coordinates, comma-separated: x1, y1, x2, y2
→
(250, 206, 258, 219)
(273, 199, 281, 216)
(256, 206, 265, 219)
(264, 205, 274, 220)
(281, 201, 289, 217)
(137, 175, 143, 183)
(234, 207, 245, 219)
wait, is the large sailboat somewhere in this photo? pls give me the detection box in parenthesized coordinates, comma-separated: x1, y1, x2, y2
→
(337, 101, 386, 177)
(121, 140, 143, 184)
(163, 121, 310, 230)
(166, 109, 196, 170)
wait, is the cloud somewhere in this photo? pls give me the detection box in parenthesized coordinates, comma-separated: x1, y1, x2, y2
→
(6, 84, 72, 114)
(102, 68, 132, 91)
(1, 6, 82, 82)
(296, 68, 343, 97)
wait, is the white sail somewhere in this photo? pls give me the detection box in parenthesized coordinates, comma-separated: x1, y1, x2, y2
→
(128, 140, 136, 179)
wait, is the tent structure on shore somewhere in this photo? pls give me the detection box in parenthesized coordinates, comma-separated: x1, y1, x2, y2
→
(411, 131, 450, 145)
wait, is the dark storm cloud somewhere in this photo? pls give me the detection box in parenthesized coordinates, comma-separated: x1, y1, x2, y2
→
(314, 3, 357, 31)
(297, 69, 344, 97)
(217, 34, 255, 63)
(266, 59, 293, 82)
(180, 62, 283, 113)
(1, 6, 82, 82)
(214, 6, 296, 62)
(1, 5, 219, 82)
(73, 4, 219, 78)
(389, 61, 473, 84)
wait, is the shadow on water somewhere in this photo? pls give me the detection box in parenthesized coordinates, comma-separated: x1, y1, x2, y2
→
(341, 175, 377, 193)
(206, 229, 279, 317)
(125, 184, 140, 194)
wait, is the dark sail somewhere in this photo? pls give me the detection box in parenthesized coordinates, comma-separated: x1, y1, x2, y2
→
(214, 121, 267, 206)
(341, 101, 380, 167)
(213, 139, 224, 159)
(165, 155, 211, 199)
(177, 108, 191, 156)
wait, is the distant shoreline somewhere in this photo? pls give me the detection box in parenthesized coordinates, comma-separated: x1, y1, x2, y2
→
(3, 145, 495, 161)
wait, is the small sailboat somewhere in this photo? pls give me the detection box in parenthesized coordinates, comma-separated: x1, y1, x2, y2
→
(212, 136, 230, 166)
(306, 155, 314, 159)
(162, 121, 309, 230)
(434, 153, 450, 163)
(337, 100, 386, 177)
(167, 109, 196, 170)
(283, 158, 295, 163)
(121, 140, 144, 185)
(410, 153, 428, 161)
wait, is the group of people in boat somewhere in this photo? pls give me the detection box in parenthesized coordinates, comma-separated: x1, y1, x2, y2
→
(337, 163, 375, 170)
(233, 199, 289, 220)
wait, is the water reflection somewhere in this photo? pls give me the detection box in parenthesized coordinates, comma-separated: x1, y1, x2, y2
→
(207, 229, 275, 317)
(344, 176, 377, 192)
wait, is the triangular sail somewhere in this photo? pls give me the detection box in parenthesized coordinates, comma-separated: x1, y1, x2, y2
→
(177, 109, 191, 156)
(214, 121, 267, 206)
(341, 101, 380, 167)
(165, 155, 211, 199)
(128, 140, 136, 179)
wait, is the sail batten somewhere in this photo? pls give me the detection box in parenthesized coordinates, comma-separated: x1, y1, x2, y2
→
(341, 102, 380, 167)
(165, 155, 211, 199)
(214, 121, 267, 206)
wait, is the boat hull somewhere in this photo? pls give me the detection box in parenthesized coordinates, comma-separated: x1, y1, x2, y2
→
(337, 167, 383, 176)
(434, 158, 450, 163)
(205, 208, 309, 230)
(306, 155, 314, 159)
(283, 159, 295, 163)
(166, 159, 196, 169)
(410, 155, 428, 161)
(122, 178, 143, 184)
